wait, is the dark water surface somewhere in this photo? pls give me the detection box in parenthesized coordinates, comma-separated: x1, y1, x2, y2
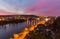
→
(0, 22, 28, 39)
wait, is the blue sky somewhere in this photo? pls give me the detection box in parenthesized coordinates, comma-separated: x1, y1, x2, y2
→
(0, 0, 60, 16)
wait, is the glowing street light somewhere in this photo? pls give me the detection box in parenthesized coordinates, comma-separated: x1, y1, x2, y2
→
(45, 18, 49, 21)
(37, 18, 40, 20)
(36, 18, 40, 20)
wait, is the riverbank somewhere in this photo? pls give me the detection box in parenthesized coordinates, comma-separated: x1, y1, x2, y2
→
(0, 19, 26, 25)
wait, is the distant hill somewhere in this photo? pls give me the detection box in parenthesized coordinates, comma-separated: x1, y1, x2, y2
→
(20, 15, 39, 18)
(0, 14, 39, 18)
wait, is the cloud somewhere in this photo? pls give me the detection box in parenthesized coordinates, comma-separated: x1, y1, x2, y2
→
(0, 0, 60, 16)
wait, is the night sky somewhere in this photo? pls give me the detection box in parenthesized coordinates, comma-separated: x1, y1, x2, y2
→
(0, 0, 60, 16)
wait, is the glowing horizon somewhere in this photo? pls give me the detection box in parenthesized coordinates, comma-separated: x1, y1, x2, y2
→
(0, 0, 60, 16)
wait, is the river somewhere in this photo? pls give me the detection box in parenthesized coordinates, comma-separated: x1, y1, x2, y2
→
(0, 20, 37, 39)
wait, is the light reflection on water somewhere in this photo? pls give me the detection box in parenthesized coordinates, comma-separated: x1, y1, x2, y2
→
(0, 22, 27, 39)
(0, 20, 37, 39)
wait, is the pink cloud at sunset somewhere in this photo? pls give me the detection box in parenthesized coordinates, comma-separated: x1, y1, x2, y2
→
(0, 10, 16, 15)
(0, 0, 60, 16)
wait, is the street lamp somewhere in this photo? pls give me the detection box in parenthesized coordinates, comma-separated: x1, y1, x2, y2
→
(45, 18, 49, 22)
(37, 18, 40, 20)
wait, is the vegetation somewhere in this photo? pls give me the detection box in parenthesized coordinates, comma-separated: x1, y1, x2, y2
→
(0, 19, 26, 25)
(26, 17, 60, 39)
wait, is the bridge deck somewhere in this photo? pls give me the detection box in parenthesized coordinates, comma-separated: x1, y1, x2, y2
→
(10, 20, 46, 39)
